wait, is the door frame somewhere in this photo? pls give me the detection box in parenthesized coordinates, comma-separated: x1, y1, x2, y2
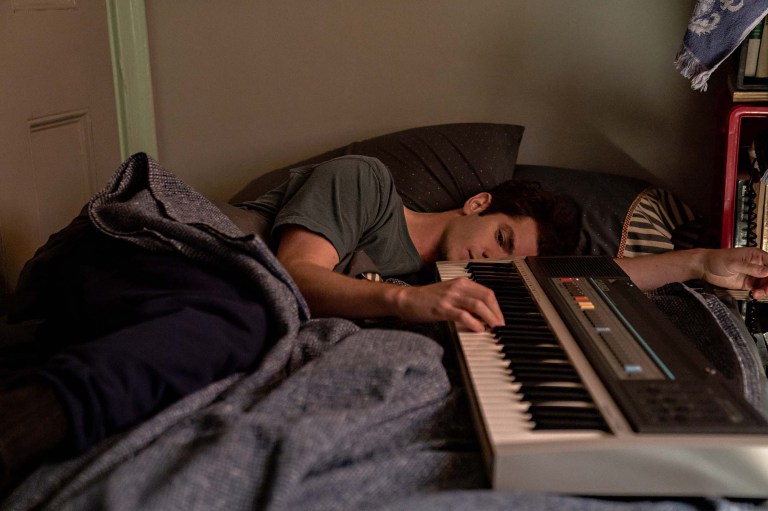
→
(106, 0, 158, 160)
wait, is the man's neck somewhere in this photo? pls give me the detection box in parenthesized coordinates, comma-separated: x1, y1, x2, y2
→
(403, 207, 460, 264)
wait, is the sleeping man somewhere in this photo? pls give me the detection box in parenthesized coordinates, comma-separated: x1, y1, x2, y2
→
(234, 155, 768, 332)
(3, 153, 768, 496)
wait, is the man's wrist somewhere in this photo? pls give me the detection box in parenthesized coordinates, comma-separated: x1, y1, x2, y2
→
(381, 283, 408, 319)
(687, 248, 708, 282)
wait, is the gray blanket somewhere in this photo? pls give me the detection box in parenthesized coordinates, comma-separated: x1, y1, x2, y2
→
(1, 154, 762, 510)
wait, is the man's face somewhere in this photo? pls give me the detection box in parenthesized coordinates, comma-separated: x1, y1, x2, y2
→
(439, 211, 539, 261)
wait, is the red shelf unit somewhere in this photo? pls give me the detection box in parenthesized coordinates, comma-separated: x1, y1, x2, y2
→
(721, 104, 768, 248)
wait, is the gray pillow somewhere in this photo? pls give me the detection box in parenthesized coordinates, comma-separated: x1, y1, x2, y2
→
(230, 122, 524, 212)
(515, 165, 700, 257)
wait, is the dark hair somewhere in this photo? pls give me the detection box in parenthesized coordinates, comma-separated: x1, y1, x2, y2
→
(481, 179, 581, 255)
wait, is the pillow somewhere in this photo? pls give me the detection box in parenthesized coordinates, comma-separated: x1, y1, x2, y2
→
(514, 164, 701, 257)
(343, 123, 524, 212)
(229, 122, 524, 212)
(229, 123, 699, 258)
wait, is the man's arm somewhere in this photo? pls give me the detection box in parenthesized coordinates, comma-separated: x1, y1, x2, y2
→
(276, 225, 504, 332)
(615, 247, 768, 297)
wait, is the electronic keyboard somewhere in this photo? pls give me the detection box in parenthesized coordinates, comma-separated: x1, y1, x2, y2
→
(436, 256, 768, 497)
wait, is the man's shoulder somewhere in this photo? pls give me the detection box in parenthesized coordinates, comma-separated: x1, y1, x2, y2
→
(308, 155, 393, 186)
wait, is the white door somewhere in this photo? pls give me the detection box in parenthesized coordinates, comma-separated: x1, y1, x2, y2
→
(0, 0, 120, 303)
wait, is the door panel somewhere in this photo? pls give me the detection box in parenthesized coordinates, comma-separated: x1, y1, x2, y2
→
(0, 0, 120, 302)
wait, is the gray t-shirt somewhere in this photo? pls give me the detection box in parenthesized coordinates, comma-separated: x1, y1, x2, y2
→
(238, 156, 422, 277)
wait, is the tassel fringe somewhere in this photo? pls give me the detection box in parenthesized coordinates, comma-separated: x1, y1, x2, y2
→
(674, 46, 711, 92)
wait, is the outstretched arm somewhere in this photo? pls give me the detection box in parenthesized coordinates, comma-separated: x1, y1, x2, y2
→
(276, 225, 505, 332)
(614, 247, 768, 298)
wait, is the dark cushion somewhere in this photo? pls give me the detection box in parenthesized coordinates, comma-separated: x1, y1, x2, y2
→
(229, 123, 699, 258)
(514, 164, 653, 256)
(230, 122, 524, 212)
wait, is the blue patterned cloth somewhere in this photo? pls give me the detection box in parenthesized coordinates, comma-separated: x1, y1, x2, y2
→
(676, 0, 768, 91)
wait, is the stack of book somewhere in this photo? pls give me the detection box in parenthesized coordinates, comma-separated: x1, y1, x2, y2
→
(733, 17, 768, 101)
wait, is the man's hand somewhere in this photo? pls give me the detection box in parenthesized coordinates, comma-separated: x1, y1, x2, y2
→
(616, 247, 768, 297)
(700, 247, 768, 298)
(389, 278, 504, 332)
(276, 225, 503, 332)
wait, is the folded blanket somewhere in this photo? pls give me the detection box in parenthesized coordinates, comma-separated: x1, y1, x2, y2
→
(88, 152, 310, 326)
(676, 0, 768, 91)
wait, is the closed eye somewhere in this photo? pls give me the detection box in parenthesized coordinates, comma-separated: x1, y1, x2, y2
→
(497, 227, 515, 254)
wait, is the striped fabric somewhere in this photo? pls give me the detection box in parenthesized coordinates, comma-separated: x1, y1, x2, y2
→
(618, 187, 701, 258)
(358, 272, 411, 287)
(358, 271, 383, 282)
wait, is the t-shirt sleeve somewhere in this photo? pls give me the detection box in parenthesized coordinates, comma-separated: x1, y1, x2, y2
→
(272, 156, 394, 261)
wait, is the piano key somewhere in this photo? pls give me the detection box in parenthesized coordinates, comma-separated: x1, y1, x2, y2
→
(494, 332, 559, 343)
(532, 418, 610, 431)
(500, 346, 569, 358)
(520, 385, 592, 402)
(528, 404, 606, 420)
(438, 259, 612, 439)
(507, 369, 582, 382)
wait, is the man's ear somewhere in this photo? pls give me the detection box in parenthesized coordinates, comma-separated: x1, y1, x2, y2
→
(461, 192, 492, 215)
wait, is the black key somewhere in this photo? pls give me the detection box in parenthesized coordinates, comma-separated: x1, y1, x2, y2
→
(509, 368, 576, 380)
(500, 345, 567, 357)
(532, 417, 610, 431)
(520, 385, 592, 402)
(529, 404, 605, 421)
(507, 369, 581, 383)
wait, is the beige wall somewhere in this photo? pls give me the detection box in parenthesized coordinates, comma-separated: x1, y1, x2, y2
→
(145, 1, 722, 221)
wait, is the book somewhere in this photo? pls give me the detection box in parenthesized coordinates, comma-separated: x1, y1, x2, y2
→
(761, 199, 768, 251)
(729, 75, 768, 101)
(753, 174, 767, 248)
(756, 18, 768, 78)
(735, 18, 768, 92)
(755, 179, 766, 249)
(745, 21, 764, 77)
(734, 171, 751, 247)
(748, 146, 766, 249)
(759, 162, 768, 252)
(731, 87, 768, 101)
